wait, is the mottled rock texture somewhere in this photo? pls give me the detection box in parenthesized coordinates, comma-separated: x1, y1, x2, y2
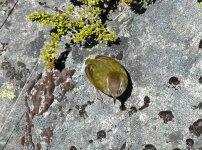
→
(0, 0, 202, 150)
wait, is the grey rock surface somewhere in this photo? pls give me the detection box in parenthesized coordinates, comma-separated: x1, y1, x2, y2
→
(0, 0, 202, 150)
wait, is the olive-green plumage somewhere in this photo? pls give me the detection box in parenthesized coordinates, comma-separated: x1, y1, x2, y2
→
(85, 54, 128, 100)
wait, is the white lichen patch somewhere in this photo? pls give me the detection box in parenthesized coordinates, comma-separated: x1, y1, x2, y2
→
(0, 82, 15, 100)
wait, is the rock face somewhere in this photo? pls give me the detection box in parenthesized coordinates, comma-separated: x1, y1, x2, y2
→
(0, 0, 202, 150)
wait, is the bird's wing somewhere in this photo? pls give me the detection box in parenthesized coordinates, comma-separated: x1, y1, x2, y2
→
(85, 62, 107, 92)
(85, 64, 96, 86)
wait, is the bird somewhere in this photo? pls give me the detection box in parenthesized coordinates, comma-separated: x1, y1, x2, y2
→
(85, 54, 128, 103)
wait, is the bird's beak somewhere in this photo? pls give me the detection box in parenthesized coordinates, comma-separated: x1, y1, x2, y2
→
(113, 97, 116, 104)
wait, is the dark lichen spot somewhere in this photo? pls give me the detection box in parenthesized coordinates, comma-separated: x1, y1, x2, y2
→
(67, 108, 72, 113)
(97, 130, 106, 140)
(192, 102, 202, 110)
(158, 111, 174, 123)
(198, 102, 202, 109)
(15, 72, 23, 80)
(189, 119, 202, 137)
(17, 61, 26, 69)
(0, 43, 8, 55)
(79, 109, 88, 118)
(21, 68, 30, 77)
(167, 130, 183, 143)
(120, 141, 126, 150)
(144, 96, 150, 104)
(116, 51, 123, 60)
(78, 104, 88, 118)
(143, 144, 157, 150)
(199, 39, 202, 49)
(173, 148, 181, 150)
(199, 77, 202, 84)
(89, 140, 93, 143)
(1, 61, 11, 70)
(186, 138, 194, 146)
(6, 67, 15, 79)
(169, 76, 180, 86)
(139, 96, 150, 110)
(75, 105, 79, 110)
(38, 2, 46, 5)
(87, 101, 94, 105)
(77, 101, 94, 118)
(128, 106, 137, 116)
(58, 105, 63, 111)
(69, 146, 77, 150)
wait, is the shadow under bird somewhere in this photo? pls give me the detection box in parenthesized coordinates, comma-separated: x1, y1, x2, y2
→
(85, 54, 128, 103)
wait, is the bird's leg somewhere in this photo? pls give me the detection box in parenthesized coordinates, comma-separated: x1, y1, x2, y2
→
(113, 97, 117, 104)
(96, 89, 105, 107)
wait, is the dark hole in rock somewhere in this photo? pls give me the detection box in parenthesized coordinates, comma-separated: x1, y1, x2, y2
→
(189, 119, 202, 137)
(173, 148, 181, 150)
(89, 140, 93, 143)
(69, 145, 77, 150)
(116, 51, 123, 60)
(186, 138, 194, 146)
(158, 110, 174, 123)
(143, 144, 157, 150)
(199, 39, 202, 49)
(97, 130, 106, 140)
(128, 106, 137, 116)
(169, 76, 180, 85)
(199, 77, 202, 84)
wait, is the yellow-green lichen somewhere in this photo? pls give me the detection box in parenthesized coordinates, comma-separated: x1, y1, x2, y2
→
(121, 0, 150, 5)
(28, 1, 117, 69)
(199, 2, 202, 7)
(0, 82, 16, 100)
(28, 0, 150, 69)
